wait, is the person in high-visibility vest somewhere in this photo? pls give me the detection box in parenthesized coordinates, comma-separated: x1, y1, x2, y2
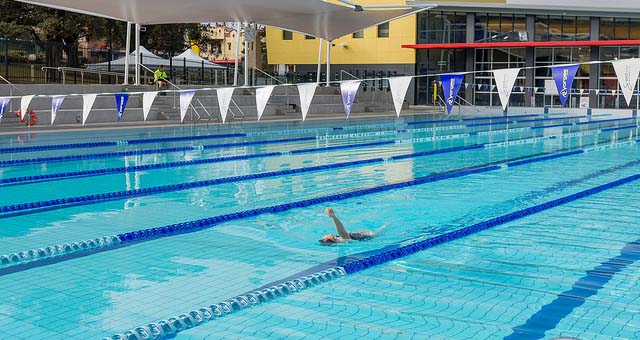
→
(154, 65, 170, 90)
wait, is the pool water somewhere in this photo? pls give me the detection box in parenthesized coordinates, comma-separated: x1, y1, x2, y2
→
(0, 113, 638, 340)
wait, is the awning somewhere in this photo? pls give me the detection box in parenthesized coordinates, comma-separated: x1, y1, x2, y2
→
(17, 0, 433, 41)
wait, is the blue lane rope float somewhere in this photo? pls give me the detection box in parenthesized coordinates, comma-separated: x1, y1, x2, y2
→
(0, 146, 604, 274)
(0, 144, 485, 217)
(0, 115, 632, 170)
(2, 118, 633, 186)
(0, 114, 547, 154)
(106, 172, 640, 340)
(0, 136, 317, 167)
(0, 133, 246, 154)
(0, 140, 394, 186)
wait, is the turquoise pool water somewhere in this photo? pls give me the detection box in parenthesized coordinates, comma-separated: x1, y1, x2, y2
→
(0, 113, 638, 340)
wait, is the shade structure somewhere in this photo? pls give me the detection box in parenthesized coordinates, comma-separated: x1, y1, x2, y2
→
(172, 49, 226, 69)
(17, 0, 431, 41)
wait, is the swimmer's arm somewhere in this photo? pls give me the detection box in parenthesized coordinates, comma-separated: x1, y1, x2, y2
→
(331, 215, 351, 240)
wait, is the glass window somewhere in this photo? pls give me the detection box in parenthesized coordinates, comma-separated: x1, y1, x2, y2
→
(600, 18, 615, 40)
(474, 48, 526, 107)
(352, 31, 364, 39)
(548, 16, 563, 41)
(419, 11, 466, 43)
(535, 16, 549, 41)
(562, 16, 577, 41)
(305, 35, 315, 40)
(631, 18, 640, 39)
(615, 18, 630, 40)
(534, 47, 591, 107)
(576, 17, 590, 41)
(378, 22, 390, 38)
(282, 30, 293, 40)
(599, 46, 640, 108)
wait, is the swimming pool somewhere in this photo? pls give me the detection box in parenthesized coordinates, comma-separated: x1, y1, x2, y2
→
(0, 112, 639, 340)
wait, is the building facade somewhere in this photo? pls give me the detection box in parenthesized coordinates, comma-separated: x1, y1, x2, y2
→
(265, 0, 640, 109)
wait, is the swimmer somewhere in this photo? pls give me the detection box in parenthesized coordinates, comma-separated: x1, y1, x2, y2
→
(319, 208, 387, 244)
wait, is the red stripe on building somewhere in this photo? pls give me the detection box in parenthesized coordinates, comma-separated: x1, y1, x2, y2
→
(402, 40, 640, 49)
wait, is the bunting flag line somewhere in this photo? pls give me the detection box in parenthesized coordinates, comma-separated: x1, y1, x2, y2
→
(297, 83, 317, 121)
(82, 94, 97, 125)
(0, 97, 10, 124)
(115, 94, 129, 123)
(20, 95, 34, 120)
(440, 74, 465, 114)
(216, 87, 235, 123)
(142, 92, 159, 121)
(340, 80, 361, 118)
(388, 76, 413, 117)
(255, 86, 276, 121)
(551, 64, 580, 107)
(612, 58, 640, 106)
(493, 68, 521, 111)
(51, 95, 65, 125)
(179, 90, 196, 123)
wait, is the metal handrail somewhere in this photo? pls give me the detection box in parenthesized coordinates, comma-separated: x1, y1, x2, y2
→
(340, 70, 360, 81)
(0, 75, 27, 95)
(253, 67, 283, 85)
(41, 66, 130, 85)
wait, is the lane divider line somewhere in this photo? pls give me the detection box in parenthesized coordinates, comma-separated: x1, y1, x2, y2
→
(107, 172, 640, 340)
(0, 147, 596, 275)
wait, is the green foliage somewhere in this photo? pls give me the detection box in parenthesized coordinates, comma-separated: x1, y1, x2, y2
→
(142, 24, 208, 56)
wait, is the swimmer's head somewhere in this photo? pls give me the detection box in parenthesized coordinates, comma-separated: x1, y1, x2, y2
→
(319, 234, 339, 245)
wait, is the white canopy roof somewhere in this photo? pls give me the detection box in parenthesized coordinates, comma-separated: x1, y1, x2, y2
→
(88, 46, 225, 70)
(17, 0, 432, 41)
(172, 49, 225, 69)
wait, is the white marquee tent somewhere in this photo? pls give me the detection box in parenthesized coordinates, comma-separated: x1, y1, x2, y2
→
(172, 49, 226, 70)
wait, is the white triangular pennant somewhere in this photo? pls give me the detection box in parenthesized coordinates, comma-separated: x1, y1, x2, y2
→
(82, 94, 97, 125)
(142, 92, 159, 121)
(477, 84, 483, 90)
(464, 83, 470, 89)
(297, 83, 317, 121)
(20, 95, 34, 120)
(255, 86, 276, 121)
(388, 76, 412, 117)
(51, 95, 65, 125)
(340, 80, 361, 118)
(216, 87, 235, 123)
(612, 90, 617, 95)
(595, 89, 600, 95)
(492, 68, 521, 111)
(612, 58, 640, 106)
(179, 90, 196, 123)
(579, 89, 585, 95)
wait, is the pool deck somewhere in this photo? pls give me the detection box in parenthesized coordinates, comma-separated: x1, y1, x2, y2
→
(0, 107, 445, 136)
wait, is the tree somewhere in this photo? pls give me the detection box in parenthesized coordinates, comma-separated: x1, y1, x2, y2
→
(142, 24, 207, 57)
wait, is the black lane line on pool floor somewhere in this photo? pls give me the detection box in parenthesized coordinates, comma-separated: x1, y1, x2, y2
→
(0, 114, 545, 154)
(0, 148, 589, 277)
(504, 238, 640, 340)
(115, 173, 640, 340)
(0, 114, 617, 167)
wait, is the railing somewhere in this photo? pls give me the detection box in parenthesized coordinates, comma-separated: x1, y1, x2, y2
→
(139, 64, 244, 124)
(41, 67, 133, 85)
(252, 67, 284, 86)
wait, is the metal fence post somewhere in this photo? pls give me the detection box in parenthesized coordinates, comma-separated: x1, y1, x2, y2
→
(183, 57, 187, 84)
(169, 57, 173, 83)
(3, 37, 8, 79)
(201, 60, 204, 84)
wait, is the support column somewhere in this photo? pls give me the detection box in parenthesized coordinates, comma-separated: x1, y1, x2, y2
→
(317, 38, 323, 83)
(464, 13, 475, 104)
(135, 23, 141, 86)
(525, 15, 536, 107)
(326, 40, 331, 86)
(244, 23, 249, 87)
(233, 22, 241, 86)
(124, 22, 131, 85)
(589, 17, 600, 109)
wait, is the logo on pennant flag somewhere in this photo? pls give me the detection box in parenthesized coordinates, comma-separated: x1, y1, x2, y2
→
(179, 90, 196, 123)
(340, 81, 361, 118)
(297, 83, 317, 121)
(142, 92, 159, 121)
(493, 68, 521, 111)
(0, 97, 10, 123)
(440, 74, 464, 114)
(256, 86, 276, 121)
(551, 64, 579, 107)
(115, 94, 129, 123)
(388, 76, 413, 117)
(51, 95, 65, 125)
(612, 58, 640, 106)
(216, 87, 235, 123)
